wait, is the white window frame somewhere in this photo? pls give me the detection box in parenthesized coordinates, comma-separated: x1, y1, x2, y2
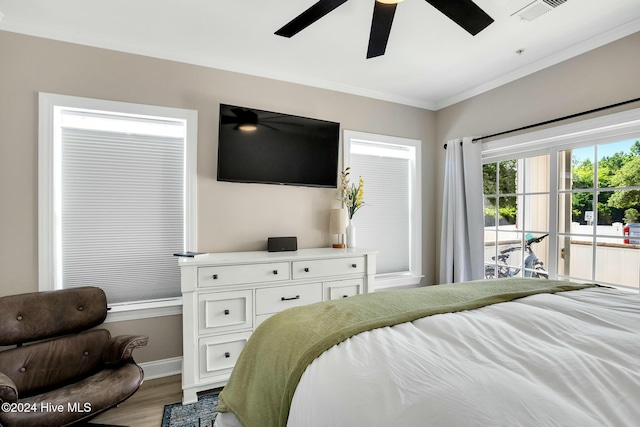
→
(38, 93, 198, 321)
(482, 106, 640, 289)
(343, 130, 422, 289)
(482, 108, 640, 164)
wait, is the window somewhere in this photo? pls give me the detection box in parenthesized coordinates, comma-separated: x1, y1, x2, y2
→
(343, 130, 422, 288)
(39, 93, 197, 319)
(482, 107, 640, 291)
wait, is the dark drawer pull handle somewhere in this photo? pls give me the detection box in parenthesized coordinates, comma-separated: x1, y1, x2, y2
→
(304, 268, 309, 272)
(224, 352, 230, 358)
(224, 309, 230, 315)
(342, 295, 349, 298)
(281, 295, 301, 301)
(212, 274, 218, 280)
(351, 264, 357, 268)
(273, 270, 278, 275)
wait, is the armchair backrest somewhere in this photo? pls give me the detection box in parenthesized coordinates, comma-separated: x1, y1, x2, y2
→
(0, 287, 110, 398)
(0, 287, 107, 346)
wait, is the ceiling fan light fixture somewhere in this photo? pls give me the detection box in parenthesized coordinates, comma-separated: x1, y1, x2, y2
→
(238, 123, 258, 131)
(376, 0, 404, 4)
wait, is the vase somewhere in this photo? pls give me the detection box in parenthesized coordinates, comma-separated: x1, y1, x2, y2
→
(346, 219, 356, 248)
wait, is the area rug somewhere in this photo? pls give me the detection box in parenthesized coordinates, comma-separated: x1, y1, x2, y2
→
(161, 393, 219, 427)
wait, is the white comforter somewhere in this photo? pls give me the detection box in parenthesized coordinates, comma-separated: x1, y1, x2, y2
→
(217, 287, 640, 427)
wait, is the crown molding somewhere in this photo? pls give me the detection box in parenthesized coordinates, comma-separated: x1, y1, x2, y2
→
(1, 16, 638, 112)
(0, 20, 436, 110)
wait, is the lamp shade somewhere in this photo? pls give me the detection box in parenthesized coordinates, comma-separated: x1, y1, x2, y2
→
(329, 209, 347, 234)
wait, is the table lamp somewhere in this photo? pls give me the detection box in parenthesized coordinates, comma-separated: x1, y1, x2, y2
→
(329, 208, 347, 248)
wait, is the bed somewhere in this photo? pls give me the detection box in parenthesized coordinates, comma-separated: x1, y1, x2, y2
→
(214, 278, 640, 427)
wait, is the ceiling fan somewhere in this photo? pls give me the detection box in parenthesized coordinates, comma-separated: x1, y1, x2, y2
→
(221, 106, 302, 132)
(275, 0, 494, 59)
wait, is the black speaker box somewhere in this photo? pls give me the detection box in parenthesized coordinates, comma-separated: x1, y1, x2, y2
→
(268, 237, 297, 252)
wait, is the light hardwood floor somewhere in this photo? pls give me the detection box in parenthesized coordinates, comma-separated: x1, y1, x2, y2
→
(91, 374, 183, 427)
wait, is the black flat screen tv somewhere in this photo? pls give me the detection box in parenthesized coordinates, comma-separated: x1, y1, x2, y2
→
(217, 104, 340, 188)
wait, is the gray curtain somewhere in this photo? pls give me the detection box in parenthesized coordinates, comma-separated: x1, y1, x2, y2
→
(439, 137, 484, 283)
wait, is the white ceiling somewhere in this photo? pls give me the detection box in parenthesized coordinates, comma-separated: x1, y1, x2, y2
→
(1, 0, 638, 110)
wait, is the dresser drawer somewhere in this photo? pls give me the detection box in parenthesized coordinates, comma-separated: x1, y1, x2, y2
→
(199, 332, 250, 379)
(326, 278, 363, 300)
(292, 257, 365, 280)
(198, 290, 253, 335)
(255, 282, 323, 315)
(255, 313, 274, 329)
(198, 262, 290, 287)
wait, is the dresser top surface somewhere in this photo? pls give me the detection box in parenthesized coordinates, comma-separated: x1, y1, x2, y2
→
(178, 247, 376, 266)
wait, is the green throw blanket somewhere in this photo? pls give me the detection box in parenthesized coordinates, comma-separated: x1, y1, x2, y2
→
(217, 278, 594, 427)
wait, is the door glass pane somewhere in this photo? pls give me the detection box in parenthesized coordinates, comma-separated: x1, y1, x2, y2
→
(571, 192, 594, 226)
(494, 231, 523, 277)
(557, 236, 592, 281)
(524, 194, 549, 232)
(567, 146, 595, 190)
(524, 155, 550, 193)
(557, 192, 573, 235)
(597, 139, 640, 189)
(497, 196, 518, 228)
(484, 197, 497, 227)
(597, 190, 617, 225)
(522, 232, 549, 278)
(599, 189, 640, 225)
(483, 163, 497, 195)
(498, 160, 517, 194)
(484, 229, 497, 274)
(594, 236, 639, 287)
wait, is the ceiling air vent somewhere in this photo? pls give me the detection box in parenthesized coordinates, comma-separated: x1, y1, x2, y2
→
(512, 0, 568, 22)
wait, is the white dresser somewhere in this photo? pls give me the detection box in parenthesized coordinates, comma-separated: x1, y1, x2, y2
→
(179, 247, 377, 403)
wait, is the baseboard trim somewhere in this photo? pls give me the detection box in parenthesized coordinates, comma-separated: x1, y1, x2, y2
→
(139, 356, 182, 380)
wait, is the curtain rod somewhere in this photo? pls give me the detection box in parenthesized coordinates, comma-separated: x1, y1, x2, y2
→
(443, 97, 640, 149)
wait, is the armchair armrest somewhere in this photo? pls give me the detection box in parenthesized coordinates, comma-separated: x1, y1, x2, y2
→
(0, 372, 18, 404)
(103, 335, 149, 365)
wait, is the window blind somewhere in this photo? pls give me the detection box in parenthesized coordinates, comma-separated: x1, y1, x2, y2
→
(59, 114, 185, 304)
(349, 153, 410, 274)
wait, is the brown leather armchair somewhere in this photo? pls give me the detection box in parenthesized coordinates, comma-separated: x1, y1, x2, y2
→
(0, 287, 148, 426)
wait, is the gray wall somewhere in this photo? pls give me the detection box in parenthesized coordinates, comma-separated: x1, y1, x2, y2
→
(0, 30, 437, 363)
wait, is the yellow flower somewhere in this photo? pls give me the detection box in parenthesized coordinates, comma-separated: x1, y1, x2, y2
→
(355, 178, 364, 205)
(338, 168, 365, 219)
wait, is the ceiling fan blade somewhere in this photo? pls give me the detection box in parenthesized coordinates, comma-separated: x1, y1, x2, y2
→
(367, 2, 397, 59)
(275, 0, 349, 38)
(425, 0, 493, 36)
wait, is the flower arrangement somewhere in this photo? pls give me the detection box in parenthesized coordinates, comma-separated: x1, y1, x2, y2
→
(339, 167, 365, 219)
